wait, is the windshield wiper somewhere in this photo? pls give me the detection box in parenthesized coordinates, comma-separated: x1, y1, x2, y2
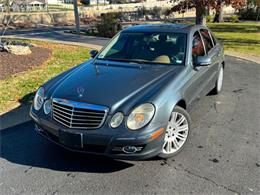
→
(97, 58, 134, 63)
(97, 58, 175, 65)
(99, 58, 154, 64)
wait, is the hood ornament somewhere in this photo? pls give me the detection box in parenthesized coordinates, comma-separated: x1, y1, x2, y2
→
(77, 87, 85, 98)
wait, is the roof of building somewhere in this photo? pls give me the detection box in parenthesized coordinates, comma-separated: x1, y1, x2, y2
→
(29, 0, 44, 4)
(12, 0, 45, 5)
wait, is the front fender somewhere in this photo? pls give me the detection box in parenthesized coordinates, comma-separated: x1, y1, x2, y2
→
(150, 92, 183, 131)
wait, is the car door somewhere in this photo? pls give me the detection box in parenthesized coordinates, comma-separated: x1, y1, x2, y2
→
(185, 30, 207, 107)
(199, 29, 220, 96)
(185, 29, 219, 108)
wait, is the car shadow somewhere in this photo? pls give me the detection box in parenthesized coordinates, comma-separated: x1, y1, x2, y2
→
(0, 121, 134, 173)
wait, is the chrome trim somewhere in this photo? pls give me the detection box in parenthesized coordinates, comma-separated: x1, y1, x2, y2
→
(80, 134, 83, 148)
(52, 98, 109, 129)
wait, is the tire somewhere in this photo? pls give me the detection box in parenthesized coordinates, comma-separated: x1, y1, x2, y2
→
(211, 65, 224, 95)
(158, 106, 191, 159)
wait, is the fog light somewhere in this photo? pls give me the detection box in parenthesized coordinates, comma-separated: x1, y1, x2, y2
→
(43, 100, 52, 114)
(122, 146, 143, 154)
(35, 124, 44, 132)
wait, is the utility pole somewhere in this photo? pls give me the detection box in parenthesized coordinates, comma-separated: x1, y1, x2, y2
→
(73, 0, 80, 34)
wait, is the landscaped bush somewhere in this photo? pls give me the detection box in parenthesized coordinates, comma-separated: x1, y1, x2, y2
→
(206, 15, 213, 23)
(223, 15, 239, 23)
(230, 15, 239, 23)
(96, 13, 122, 38)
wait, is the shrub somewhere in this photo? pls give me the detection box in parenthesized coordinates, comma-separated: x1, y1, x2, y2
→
(230, 15, 239, 23)
(80, 0, 90, 5)
(96, 13, 122, 38)
(206, 15, 213, 23)
(238, 7, 260, 21)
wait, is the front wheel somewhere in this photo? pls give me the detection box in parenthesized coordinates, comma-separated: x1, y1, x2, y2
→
(158, 106, 191, 159)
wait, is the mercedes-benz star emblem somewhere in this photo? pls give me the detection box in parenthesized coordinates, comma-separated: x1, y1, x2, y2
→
(77, 87, 85, 98)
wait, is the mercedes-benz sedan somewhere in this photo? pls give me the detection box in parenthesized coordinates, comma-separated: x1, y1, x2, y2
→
(30, 24, 225, 160)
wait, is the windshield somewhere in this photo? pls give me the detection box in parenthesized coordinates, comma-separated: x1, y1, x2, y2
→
(97, 32, 187, 65)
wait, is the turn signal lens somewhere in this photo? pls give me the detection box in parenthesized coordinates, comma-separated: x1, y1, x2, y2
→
(135, 114, 145, 123)
(150, 128, 165, 140)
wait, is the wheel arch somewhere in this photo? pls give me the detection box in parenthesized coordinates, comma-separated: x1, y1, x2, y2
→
(222, 61, 225, 69)
(176, 99, 187, 110)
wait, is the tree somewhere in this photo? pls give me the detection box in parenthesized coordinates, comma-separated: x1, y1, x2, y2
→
(96, 13, 122, 38)
(209, 0, 246, 22)
(170, 0, 208, 25)
(170, 0, 246, 24)
(73, 0, 80, 33)
(238, 0, 260, 20)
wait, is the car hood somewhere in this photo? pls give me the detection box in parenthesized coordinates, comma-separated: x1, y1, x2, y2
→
(50, 60, 184, 113)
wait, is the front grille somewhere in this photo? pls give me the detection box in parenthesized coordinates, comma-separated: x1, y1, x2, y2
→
(52, 98, 108, 129)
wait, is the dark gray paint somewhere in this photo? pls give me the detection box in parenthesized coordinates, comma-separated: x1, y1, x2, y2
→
(30, 24, 225, 159)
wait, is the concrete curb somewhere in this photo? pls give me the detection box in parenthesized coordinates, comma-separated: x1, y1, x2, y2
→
(225, 51, 260, 64)
(2, 35, 104, 50)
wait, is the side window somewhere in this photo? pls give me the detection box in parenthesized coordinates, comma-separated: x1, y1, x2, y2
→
(200, 29, 214, 53)
(210, 32, 217, 45)
(192, 31, 205, 58)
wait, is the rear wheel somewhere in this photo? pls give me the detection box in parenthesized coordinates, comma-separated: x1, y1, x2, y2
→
(212, 65, 224, 95)
(159, 106, 191, 159)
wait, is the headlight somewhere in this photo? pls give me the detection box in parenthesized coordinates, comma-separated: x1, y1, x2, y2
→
(33, 87, 44, 110)
(43, 99, 52, 114)
(110, 112, 124, 128)
(127, 103, 155, 130)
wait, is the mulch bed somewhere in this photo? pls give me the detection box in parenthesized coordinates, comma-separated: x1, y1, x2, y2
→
(0, 46, 51, 80)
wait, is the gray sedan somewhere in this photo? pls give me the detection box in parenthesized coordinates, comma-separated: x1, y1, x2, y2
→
(30, 24, 225, 160)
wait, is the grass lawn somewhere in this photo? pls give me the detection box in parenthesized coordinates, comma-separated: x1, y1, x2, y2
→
(207, 22, 260, 57)
(0, 41, 90, 113)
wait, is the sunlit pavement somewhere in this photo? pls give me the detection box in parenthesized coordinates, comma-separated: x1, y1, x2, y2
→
(0, 56, 259, 194)
(2, 26, 109, 48)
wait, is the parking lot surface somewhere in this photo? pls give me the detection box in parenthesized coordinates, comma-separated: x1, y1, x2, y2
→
(0, 56, 259, 194)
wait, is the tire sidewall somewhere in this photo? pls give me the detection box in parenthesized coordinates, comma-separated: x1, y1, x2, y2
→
(216, 66, 224, 93)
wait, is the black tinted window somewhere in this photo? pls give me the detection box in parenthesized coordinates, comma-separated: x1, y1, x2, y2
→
(211, 32, 217, 45)
(200, 29, 214, 53)
(192, 31, 205, 57)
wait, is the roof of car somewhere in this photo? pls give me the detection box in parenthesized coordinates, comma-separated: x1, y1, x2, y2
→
(122, 24, 203, 33)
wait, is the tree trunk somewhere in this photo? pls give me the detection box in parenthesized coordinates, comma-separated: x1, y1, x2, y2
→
(214, 0, 224, 23)
(73, 0, 80, 34)
(195, 3, 206, 25)
(6, 0, 10, 13)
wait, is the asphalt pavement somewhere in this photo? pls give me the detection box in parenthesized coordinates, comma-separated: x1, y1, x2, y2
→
(0, 56, 259, 194)
(2, 26, 109, 48)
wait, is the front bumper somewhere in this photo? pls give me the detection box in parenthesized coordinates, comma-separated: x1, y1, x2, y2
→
(30, 107, 166, 160)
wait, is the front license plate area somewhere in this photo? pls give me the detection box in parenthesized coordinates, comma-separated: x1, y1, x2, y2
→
(59, 130, 82, 149)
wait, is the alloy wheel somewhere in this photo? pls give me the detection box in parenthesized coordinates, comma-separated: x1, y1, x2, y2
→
(162, 111, 189, 154)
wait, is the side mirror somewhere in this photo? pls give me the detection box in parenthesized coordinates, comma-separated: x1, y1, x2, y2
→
(89, 50, 98, 58)
(194, 56, 212, 66)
